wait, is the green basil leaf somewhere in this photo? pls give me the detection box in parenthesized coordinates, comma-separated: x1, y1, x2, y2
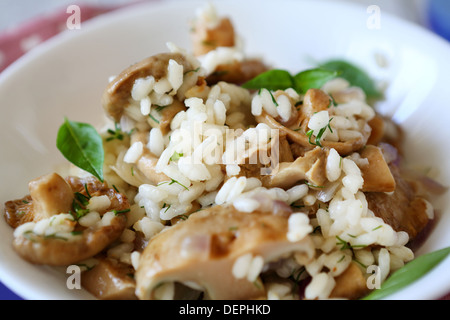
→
(320, 60, 382, 99)
(241, 69, 294, 91)
(56, 118, 104, 182)
(293, 68, 339, 93)
(362, 246, 450, 300)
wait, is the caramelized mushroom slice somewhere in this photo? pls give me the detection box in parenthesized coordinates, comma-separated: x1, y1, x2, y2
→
(5, 173, 73, 228)
(155, 99, 186, 135)
(360, 145, 396, 193)
(102, 53, 194, 123)
(365, 165, 430, 239)
(191, 17, 235, 56)
(127, 130, 170, 185)
(135, 204, 314, 300)
(256, 111, 370, 156)
(136, 149, 170, 185)
(256, 88, 371, 156)
(330, 262, 370, 299)
(6, 175, 129, 266)
(190, 7, 268, 85)
(81, 257, 137, 300)
(367, 114, 385, 146)
(296, 89, 331, 131)
(205, 59, 268, 86)
(262, 147, 327, 189)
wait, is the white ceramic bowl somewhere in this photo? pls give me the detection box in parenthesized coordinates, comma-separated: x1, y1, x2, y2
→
(0, 0, 449, 300)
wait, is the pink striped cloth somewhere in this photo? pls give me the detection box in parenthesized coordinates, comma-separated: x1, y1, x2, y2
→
(0, 1, 148, 73)
(0, 1, 448, 301)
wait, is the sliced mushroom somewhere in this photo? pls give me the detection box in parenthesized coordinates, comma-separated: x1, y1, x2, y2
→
(156, 99, 186, 135)
(330, 262, 370, 299)
(5, 173, 74, 228)
(255, 88, 371, 156)
(102, 53, 194, 123)
(4, 194, 34, 228)
(205, 59, 268, 86)
(237, 131, 293, 181)
(365, 165, 430, 239)
(360, 145, 396, 193)
(366, 114, 385, 146)
(128, 130, 170, 185)
(256, 111, 370, 156)
(136, 149, 170, 185)
(191, 17, 235, 56)
(135, 204, 314, 300)
(7, 175, 129, 266)
(190, 9, 267, 85)
(29, 173, 74, 221)
(81, 257, 137, 300)
(296, 89, 331, 131)
(262, 147, 327, 189)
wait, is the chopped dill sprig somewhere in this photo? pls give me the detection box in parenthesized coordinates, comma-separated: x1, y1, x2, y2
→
(158, 179, 190, 191)
(306, 118, 334, 147)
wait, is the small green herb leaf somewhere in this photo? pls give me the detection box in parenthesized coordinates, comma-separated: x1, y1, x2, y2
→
(305, 117, 334, 147)
(242, 69, 294, 91)
(170, 152, 184, 162)
(242, 67, 339, 95)
(57, 118, 104, 182)
(320, 60, 382, 100)
(106, 122, 125, 142)
(293, 68, 339, 93)
(362, 246, 450, 300)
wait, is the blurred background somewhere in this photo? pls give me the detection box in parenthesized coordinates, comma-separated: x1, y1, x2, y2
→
(0, 0, 442, 32)
(0, 0, 449, 300)
(0, 0, 449, 74)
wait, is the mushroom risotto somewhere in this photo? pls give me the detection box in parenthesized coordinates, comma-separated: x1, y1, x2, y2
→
(3, 4, 447, 300)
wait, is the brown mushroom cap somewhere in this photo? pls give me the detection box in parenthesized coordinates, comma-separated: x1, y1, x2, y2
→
(135, 204, 314, 300)
(256, 111, 370, 156)
(101, 52, 193, 122)
(7, 175, 129, 266)
(12, 214, 126, 266)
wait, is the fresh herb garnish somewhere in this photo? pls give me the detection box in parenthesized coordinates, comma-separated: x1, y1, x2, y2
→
(304, 181, 326, 189)
(289, 266, 306, 294)
(71, 198, 90, 220)
(56, 118, 104, 182)
(242, 68, 339, 94)
(154, 104, 169, 113)
(74, 192, 90, 206)
(106, 122, 125, 142)
(290, 202, 305, 209)
(43, 233, 69, 241)
(113, 208, 131, 215)
(306, 118, 333, 147)
(183, 67, 200, 75)
(293, 69, 340, 94)
(170, 152, 184, 162)
(319, 60, 382, 100)
(336, 236, 367, 251)
(258, 88, 279, 106)
(158, 179, 189, 191)
(148, 113, 160, 124)
(163, 204, 171, 213)
(83, 184, 91, 199)
(362, 246, 450, 300)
